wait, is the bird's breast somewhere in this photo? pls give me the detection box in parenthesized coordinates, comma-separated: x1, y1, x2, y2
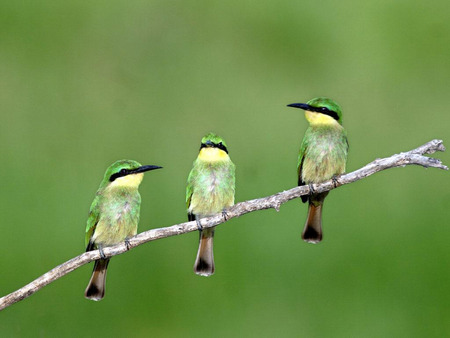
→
(189, 165, 235, 216)
(302, 128, 347, 183)
(92, 193, 141, 246)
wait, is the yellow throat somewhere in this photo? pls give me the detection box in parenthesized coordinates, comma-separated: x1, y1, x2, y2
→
(305, 110, 340, 127)
(108, 173, 144, 189)
(198, 147, 229, 162)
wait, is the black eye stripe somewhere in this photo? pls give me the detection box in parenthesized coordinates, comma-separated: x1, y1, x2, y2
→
(216, 142, 228, 153)
(310, 106, 340, 121)
(199, 142, 229, 154)
(109, 169, 130, 182)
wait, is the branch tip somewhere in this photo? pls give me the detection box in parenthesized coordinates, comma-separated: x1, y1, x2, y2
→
(274, 202, 281, 212)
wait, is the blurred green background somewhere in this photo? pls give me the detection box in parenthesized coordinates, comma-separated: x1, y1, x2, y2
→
(1, 0, 449, 336)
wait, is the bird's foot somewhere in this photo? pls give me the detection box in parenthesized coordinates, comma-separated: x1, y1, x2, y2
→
(331, 175, 340, 188)
(196, 218, 203, 231)
(308, 183, 316, 195)
(99, 246, 107, 260)
(222, 209, 229, 221)
(125, 238, 131, 251)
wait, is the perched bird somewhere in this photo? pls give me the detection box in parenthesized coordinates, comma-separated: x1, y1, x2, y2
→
(186, 132, 235, 276)
(287, 98, 348, 243)
(85, 160, 162, 301)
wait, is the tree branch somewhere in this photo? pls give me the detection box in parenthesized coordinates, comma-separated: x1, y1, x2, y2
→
(0, 139, 447, 311)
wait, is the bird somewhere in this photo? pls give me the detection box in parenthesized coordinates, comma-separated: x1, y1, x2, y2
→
(84, 160, 162, 301)
(186, 132, 235, 276)
(287, 97, 348, 243)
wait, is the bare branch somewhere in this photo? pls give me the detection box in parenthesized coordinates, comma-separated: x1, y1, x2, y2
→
(0, 139, 447, 311)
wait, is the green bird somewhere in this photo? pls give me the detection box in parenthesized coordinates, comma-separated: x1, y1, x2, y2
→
(287, 97, 348, 243)
(186, 132, 235, 276)
(84, 160, 162, 301)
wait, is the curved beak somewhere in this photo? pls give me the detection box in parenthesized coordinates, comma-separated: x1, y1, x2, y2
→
(287, 103, 311, 111)
(131, 165, 163, 174)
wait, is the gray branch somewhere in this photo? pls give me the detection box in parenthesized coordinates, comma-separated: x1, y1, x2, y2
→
(0, 139, 447, 311)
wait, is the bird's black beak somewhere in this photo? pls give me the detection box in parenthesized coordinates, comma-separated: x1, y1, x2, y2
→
(287, 103, 311, 111)
(131, 165, 163, 174)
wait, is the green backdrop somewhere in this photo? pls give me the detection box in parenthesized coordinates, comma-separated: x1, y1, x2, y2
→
(1, 1, 449, 336)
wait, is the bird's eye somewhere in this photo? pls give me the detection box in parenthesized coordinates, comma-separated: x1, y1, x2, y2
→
(321, 107, 328, 112)
(120, 169, 127, 175)
(218, 142, 223, 146)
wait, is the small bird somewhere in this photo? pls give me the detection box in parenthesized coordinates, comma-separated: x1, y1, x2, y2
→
(287, 98, 348, 243)
(186, 132, 235, 276)
(84, 160, 162, 301)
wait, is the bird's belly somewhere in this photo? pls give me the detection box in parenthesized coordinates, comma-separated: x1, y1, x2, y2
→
(302, 141, 346, 183)
(92, 204, 139, 246)
(189, 175, 234, 217)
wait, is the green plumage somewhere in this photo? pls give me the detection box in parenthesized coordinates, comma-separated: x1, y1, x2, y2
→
(186, 132, 235, 276)
(85, 160, 143, 250)
(84, 160, 161, 301)
(85, 181, 141, 250)
(289, 97, 348, 243)
(298, 124, 348, 187)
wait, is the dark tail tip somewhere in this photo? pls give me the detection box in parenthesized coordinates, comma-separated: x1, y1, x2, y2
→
(303, 202, 323, 244)
(84, 259, 109, 301)
(194, 257, 215, 277)
(194, 229, 215, 277)
(302, 226, 323, 244)
(85, 283, 105, 301)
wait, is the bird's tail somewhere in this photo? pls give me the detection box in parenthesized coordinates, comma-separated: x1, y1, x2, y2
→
(194, 227, 215, 276)
(303, 195, 326, 243)
(85, 258, 110, 301)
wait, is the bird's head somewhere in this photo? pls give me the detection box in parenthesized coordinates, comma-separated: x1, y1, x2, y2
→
(287, 97, 343, 126)
(100, 160, 162, 189)
(198, 132, 230, 162)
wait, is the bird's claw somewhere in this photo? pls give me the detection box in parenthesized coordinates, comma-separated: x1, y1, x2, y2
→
(222, 209, 229, 221)
(99, 246, 107, 260)
(125, 238, 131, 251)
(331, 175, 340, 188)
(196, 219, 203, 231)
(308, 183, 316, 195)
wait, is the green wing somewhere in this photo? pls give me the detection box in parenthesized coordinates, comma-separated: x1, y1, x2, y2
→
(186, 168, 195, 222)
(297, 136, 308, 203)
(85, 194, 101, 250)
